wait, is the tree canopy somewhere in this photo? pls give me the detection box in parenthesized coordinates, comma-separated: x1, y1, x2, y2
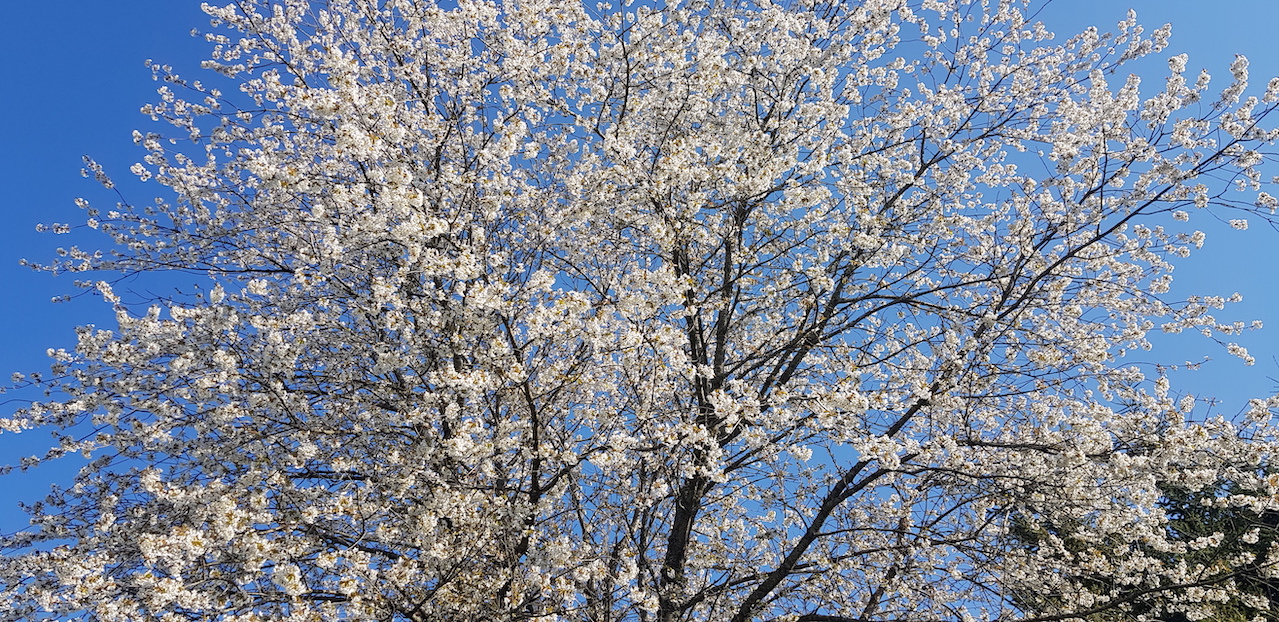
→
(1013, 470, 1279, 621)
(4, 1, 1279, 620)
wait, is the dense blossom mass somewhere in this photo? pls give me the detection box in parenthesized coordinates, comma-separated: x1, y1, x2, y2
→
(5, 0, 1279, 620)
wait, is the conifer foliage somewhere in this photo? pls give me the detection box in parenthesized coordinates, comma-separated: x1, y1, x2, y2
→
(5, 1, 1279, 620)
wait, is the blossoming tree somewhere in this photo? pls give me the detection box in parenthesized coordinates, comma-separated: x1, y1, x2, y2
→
(1014, 474, 1279, 621)
(5, 0, 1279, 620)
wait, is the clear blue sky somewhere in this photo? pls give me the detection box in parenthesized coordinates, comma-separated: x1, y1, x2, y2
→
(1, 1, 1277, 534)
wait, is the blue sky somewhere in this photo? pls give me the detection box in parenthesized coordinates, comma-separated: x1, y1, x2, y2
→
(1, 1, 1277, 534)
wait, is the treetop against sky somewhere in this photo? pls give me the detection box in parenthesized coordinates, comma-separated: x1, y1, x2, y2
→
(3, 1, 1279, 621)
